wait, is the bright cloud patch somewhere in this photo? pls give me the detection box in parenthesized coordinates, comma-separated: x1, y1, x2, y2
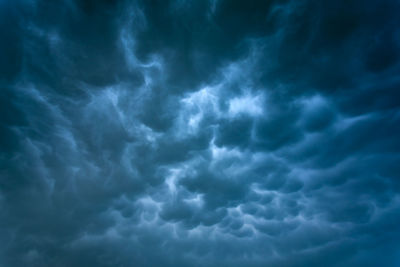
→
(228, 93, 264, 117)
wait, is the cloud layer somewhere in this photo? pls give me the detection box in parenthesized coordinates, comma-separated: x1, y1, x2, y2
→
(1, 0, 400, 266)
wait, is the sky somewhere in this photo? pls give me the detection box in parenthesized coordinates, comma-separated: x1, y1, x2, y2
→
(1, 0, 400, 266)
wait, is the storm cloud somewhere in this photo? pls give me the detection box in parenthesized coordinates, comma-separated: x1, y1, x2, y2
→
(1, 0, 400, 266)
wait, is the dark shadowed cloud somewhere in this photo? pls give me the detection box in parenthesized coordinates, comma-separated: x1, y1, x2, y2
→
(1, 0, 400, 266)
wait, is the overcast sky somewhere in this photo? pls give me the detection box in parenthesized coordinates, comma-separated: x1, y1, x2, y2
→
(1, 0, 400, 266)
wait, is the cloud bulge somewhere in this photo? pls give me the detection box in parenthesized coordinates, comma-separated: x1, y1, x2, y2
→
(1, 0, 400, 266)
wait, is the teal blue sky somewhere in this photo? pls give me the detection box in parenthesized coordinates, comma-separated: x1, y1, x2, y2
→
(1, 0, 400, 266)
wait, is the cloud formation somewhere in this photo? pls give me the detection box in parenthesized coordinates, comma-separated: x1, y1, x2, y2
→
(1, 0, 400, 266)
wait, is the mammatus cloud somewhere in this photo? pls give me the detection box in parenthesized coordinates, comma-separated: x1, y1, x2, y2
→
(1, 0, 400, 266)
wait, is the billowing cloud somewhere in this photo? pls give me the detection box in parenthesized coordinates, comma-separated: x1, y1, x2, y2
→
(1, 0, 400, 266)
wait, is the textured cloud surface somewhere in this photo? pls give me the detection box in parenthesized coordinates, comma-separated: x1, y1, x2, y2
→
(1, 0, 400, 266)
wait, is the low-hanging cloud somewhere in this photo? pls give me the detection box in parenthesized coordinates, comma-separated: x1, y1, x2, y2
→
(1, 0, 400, 266)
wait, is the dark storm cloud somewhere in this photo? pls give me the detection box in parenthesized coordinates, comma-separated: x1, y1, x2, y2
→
(1, 0, 400, 266)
